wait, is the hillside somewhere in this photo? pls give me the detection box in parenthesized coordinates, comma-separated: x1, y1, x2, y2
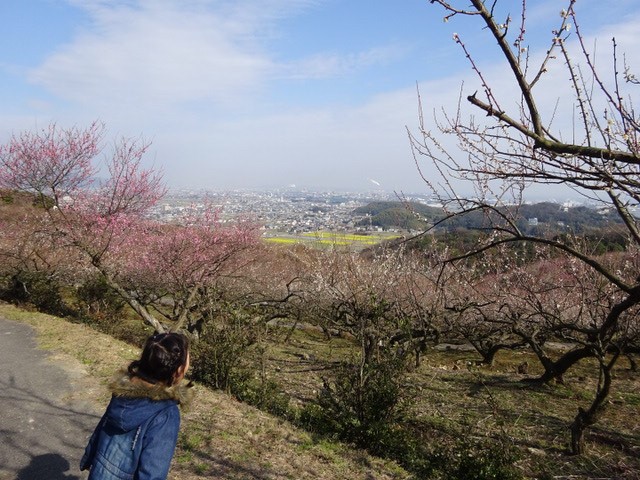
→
(2, 190, 638, 479)
(0, 189, 42, 221)
(353, 200, 625, 233)
(353, 201, 443, 230)
(0, 302, 408, 480)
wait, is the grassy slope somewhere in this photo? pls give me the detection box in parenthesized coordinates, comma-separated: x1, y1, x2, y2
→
(3, 298, 639, 479)
(0, 303, 409, 480)
(261, 328, 640, 479)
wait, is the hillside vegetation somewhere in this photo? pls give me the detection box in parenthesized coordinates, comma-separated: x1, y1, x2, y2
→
(0, 119, 638, 479)
(354, 200, 626, 234)
(353, 201, 442, 230)
(0, 302, 409, 480)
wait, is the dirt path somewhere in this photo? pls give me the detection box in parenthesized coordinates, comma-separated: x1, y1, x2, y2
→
(0, 317, 100, 480)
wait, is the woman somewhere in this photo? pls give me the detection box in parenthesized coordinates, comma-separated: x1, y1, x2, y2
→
(80, 332, 193, 479)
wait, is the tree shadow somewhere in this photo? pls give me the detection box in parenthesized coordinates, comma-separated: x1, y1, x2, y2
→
(17, 453, 80, 480)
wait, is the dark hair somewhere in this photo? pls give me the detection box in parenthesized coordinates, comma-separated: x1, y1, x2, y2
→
(128, 332, 190, 385)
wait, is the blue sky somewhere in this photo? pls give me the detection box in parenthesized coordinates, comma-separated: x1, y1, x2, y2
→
(1, 0, 639, 194)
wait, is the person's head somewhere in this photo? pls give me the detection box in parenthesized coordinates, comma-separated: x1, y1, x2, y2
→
(128, 332, 190, 386)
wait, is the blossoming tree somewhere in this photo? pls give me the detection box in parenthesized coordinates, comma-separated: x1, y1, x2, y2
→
(0, 122, 258, 333)
(413, 0, 640, 454)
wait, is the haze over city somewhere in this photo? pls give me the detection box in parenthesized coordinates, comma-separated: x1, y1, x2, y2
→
(1, 0, 639, 194)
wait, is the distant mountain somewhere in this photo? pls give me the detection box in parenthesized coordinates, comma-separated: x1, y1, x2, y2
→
(518, 202, 623, 229)
(353, 201, 443, 230)
(353, 200, 624, 232)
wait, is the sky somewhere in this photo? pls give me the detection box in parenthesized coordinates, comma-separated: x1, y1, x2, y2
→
(1, 0, 639, 195)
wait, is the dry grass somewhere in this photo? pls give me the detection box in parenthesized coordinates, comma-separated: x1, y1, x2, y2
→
(3, 300, 639, 479)
(0, 302, 409, 480)
(260, 327, 640, 479)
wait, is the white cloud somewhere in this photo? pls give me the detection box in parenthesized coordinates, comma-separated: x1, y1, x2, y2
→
(281, 44, 408, 80)
(12, 1, 640, 195)
(150, 85, 422, 191)
(29, 0, 406, 113)
(30, 1, 278, 109)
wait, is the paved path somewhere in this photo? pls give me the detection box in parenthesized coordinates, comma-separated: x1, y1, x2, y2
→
(0, 317, 101, 480)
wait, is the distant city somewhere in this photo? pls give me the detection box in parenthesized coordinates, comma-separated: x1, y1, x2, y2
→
(149, 188, 624, 235)
(150, 189, 412, 234)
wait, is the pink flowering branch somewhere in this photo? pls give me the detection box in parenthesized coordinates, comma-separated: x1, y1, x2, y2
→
(0, 122, 260, 334)
(0, 122, 103, 207)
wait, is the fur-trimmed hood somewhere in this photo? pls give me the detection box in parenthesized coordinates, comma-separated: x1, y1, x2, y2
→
(103, 372, 194, 433)
(109, 371, 194, 405)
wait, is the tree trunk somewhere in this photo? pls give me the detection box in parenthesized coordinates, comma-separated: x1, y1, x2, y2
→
(570, 408, 588, 455)
(362, 334, 377, 365)
(538, 347, 593, 383)
(94, 263, 165, 333)
(627, 353, 638, 372)
(569, 351, 618, 455)
(481, 345, 499, 366)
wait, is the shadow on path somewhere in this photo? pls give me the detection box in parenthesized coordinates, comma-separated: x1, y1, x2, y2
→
(0, 317, 100, 479)
(17, 453, 80, 480)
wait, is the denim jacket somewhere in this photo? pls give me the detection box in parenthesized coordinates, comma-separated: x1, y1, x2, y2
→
(80, 372, 193, 480)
